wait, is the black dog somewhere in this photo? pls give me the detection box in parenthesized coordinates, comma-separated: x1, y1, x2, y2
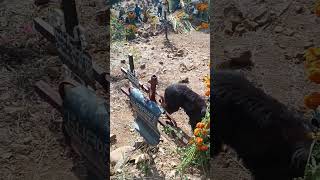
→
(211, 70, 314, 180)
(163, 83, 207, 130)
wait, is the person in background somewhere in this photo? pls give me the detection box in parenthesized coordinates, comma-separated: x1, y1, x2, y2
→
(118, 7, 125, 21)
(157, 2, 163, 17)
(134, 4, 143, 22)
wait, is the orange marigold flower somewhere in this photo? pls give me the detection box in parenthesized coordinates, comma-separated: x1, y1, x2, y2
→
(304, 92, 320, 109)
(195, 137, 203, 145)
(196, 122, 205, 129)
(194, 128, 201, 136)
(307, 67, 320, 84)
(201, 22, 209, 29)
(205, 88, 210, 96)
(199, 145, 209, 151)
(202, 129, 208, 136)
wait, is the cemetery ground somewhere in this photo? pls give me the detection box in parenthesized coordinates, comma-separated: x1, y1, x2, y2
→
(0, 0, 108, 179)
(110, 22, 210, 178)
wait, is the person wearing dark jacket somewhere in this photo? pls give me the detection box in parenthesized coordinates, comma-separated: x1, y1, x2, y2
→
(134, 4, 143, 22)
(157, 3, 163, 17)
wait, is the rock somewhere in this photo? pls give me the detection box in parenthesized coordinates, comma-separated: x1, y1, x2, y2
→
(121, 60, 126, 64)
(170, 161, 177, 167)
(142, 32, 149, 38)
(110, 146, 135, 166)
(175, 50, 184, 57)
(256, 15, 270, 25)
(274, 26, 284, 33)
(179, 63, 188, 73)
(140, 64, 146, 69)
(235, 24, 245, 33)
(116, 169, 123, 174)
(295, 6, 303, 14)
(159, 61, 164, 65)
(2, 152, 12, 159)
(230, 15, 242, 24)
(23, 137, 32, 145)
(284, 29, 294, 36)
(159, 147, 165, 154)
(178, 77, 189, 84)
(151, 47, 155, 50)
(130, 153, 150, 164)
(110, 134, 117, 144)
(224, 46, 253, 67)
(243, 19, 258, 29)
(304, 40, 314, 49)
(167, 170, 178, 179)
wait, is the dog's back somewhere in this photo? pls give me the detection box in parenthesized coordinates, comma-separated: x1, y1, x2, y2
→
(164, 83, 207, 130)
(211, 70, 313, 179)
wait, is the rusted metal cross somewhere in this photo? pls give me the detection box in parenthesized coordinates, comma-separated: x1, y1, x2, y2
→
(33, 0, 110, 91)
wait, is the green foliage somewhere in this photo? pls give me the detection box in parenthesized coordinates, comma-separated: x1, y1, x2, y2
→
(111, 15, 126, 42)
(177, 104, 210, 175)
(305, 140, 320, 180)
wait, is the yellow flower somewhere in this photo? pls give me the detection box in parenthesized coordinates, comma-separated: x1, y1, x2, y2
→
(305, 47, 320, 64)
(194, 128, 201, 136)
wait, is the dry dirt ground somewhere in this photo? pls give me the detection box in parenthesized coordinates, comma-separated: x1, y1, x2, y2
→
(110, 28, 210, 178)
(0, 0, 108, 179)
(210, 0, 320, 179)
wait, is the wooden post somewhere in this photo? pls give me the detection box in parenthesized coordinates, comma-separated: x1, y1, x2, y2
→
(61, 0, 78, 37)
(128, 54, 134, 73)
(61, 0, 82, 47)
(149, 75, 157, 102)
